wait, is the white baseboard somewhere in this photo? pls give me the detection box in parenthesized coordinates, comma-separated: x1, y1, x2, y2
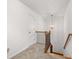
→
(9, 41, 36, 59)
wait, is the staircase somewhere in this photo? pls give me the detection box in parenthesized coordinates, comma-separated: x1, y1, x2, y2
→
(44, 31, 72, 59)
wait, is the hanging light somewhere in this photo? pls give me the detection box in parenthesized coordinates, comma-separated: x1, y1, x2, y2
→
(50, 25, 54, 29)
(49, 14, 54, 30)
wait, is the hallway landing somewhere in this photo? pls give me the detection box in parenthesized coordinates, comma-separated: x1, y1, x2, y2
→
(12, 43, 66, 59)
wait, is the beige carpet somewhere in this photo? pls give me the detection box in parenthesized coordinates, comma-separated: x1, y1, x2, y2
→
(12, 43, 66, 59)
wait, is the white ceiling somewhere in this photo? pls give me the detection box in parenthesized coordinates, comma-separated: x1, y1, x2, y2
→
(20, 0, 70, 17)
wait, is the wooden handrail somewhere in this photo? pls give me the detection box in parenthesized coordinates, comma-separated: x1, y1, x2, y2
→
(44, 31, 50, 53)
(64, 33, 72, 49)
(44, 31, 53, 53)
(50, 44, 53, 53)
(44, 43, 53, 53)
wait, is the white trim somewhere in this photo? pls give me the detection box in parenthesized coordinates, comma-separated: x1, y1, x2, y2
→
(9, 41, 36, 59)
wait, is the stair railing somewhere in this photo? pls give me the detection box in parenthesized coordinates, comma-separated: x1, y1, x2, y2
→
(64, 33, 72, 49)
(44, 31, 53, 53)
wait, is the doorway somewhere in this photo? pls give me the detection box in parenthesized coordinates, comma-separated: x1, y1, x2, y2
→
(36, 31, 46, 44)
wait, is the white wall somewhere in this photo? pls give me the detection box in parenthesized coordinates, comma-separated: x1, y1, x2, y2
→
(51, 16, 64, 53)
(7, 0, 45, 58)
(64, 0, 72, 57)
